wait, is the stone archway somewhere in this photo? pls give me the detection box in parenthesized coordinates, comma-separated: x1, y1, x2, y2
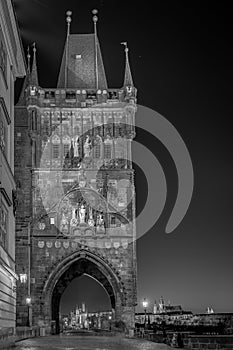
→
(42, 249, 125, 333)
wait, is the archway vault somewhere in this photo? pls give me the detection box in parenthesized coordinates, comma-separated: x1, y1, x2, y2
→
(42, 249, 126, 331)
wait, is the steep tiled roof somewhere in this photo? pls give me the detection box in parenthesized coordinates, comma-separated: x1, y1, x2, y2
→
(57, 33, 108, 89)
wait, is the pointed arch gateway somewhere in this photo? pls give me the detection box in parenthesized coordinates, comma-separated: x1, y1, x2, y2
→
(42, 249, 125, 333)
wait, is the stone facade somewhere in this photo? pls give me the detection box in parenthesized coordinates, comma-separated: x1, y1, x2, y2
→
(0, 0, 25, 341)
(14, 21, 137, 333)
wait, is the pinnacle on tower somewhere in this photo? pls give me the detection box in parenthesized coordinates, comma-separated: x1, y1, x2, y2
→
(121, 42, 134, 87)
(30, 42, 39, 87)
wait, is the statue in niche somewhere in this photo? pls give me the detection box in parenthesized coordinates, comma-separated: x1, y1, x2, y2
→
(79, 204, 86, 223)
(88, 207, 95, 227)
(107, 185, 118, 208)
(84, 135, 91, 157)
(70, 207, 79, 226)
(69, 140, 74, 162)
(74, 137, 79, 157)
(97, 213, 104, 227)
(60, 212, 69, 232)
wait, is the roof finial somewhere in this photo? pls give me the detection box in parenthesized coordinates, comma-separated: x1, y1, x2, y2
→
(66, 10, 72, 36)
(33, 42, 36, 55)
(92, 9, 99, 90)
(27, 46, 31, 73)
(65, 11, 72, 88)
(121, 41, 128, 51)
(121, 41, 134, 87)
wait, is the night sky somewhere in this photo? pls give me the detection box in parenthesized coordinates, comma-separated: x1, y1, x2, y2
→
(13, 0, 233, 314)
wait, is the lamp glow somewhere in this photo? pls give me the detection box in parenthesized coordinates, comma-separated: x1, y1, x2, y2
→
(142, 298, 148, 309)
(26, 297, 31, 305)
(19, 273, 27, 283)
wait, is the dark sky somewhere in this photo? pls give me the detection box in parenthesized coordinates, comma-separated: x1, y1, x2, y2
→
(13, 0, 233, 314)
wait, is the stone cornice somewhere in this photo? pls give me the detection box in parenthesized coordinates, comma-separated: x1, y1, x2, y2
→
(0, 96, 11, 124)
(0, 0, 26, 78)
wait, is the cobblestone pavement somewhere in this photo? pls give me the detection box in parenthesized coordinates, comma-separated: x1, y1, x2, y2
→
(15, 335, 172, 350)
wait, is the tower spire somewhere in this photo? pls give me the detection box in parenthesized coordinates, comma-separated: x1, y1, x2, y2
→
(65, 10, 72, 88)
(30, 42, 39, 86)
(121, 42, 134, 87)
(27, 46, 31, 73)
(92, 9, 99, 90)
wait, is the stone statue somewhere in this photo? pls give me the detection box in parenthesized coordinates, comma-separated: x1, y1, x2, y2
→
(70, 207, 78, 226)
(60, 212, 68, 232)
(97, 213, 104, 226)
(88, 207, 94, 227)
(79, 204, 86, 223)
(84, 135, 91, 157)
(74, 137, 79, 157)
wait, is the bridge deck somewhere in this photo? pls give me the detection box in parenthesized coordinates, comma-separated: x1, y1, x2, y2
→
(15, 334, 172, 349)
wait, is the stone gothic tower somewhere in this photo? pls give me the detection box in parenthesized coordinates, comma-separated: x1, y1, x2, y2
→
(14, 12, 137, 333)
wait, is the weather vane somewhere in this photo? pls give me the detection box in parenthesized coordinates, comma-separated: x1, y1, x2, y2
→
(121, 41, 129, 52)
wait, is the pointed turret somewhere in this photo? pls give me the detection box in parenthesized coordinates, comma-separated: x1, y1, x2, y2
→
(30, 42, 39, 87)
(121, 42, 134, 87)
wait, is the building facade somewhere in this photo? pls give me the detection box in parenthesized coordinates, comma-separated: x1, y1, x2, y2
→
(0, 0, 25, 339)
(15, 12, 137, 333)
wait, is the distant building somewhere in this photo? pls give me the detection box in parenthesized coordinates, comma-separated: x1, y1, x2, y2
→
(62, 303, 112, 330)
(206, 307, 215, 314)
(153, 297, 184, 315)
(193, 313, 233, 330)
(136, 298, 193, 325)
(0, 0, 25, 340)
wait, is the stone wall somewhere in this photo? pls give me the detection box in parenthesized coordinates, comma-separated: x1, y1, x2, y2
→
(184, 335, 233, 349)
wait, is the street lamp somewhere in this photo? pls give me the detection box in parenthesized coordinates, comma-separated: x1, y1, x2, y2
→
(142, 298, 148, 328)
(109, 315, 112, 331)
(26, 296, 32, 327)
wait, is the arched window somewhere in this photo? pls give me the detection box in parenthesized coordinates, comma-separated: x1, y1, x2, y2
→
(94, 143, 101, 159)
(52, 135, 60, 159)
(104, 140, 112, 159)
(62, 135, 71, 158)
(52, 144, 60, 159)
(93, 136, 102, 159)
(31, 110, 37, 131)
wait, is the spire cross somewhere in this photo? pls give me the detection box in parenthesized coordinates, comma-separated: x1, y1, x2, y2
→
(92, 9, 99, 90)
